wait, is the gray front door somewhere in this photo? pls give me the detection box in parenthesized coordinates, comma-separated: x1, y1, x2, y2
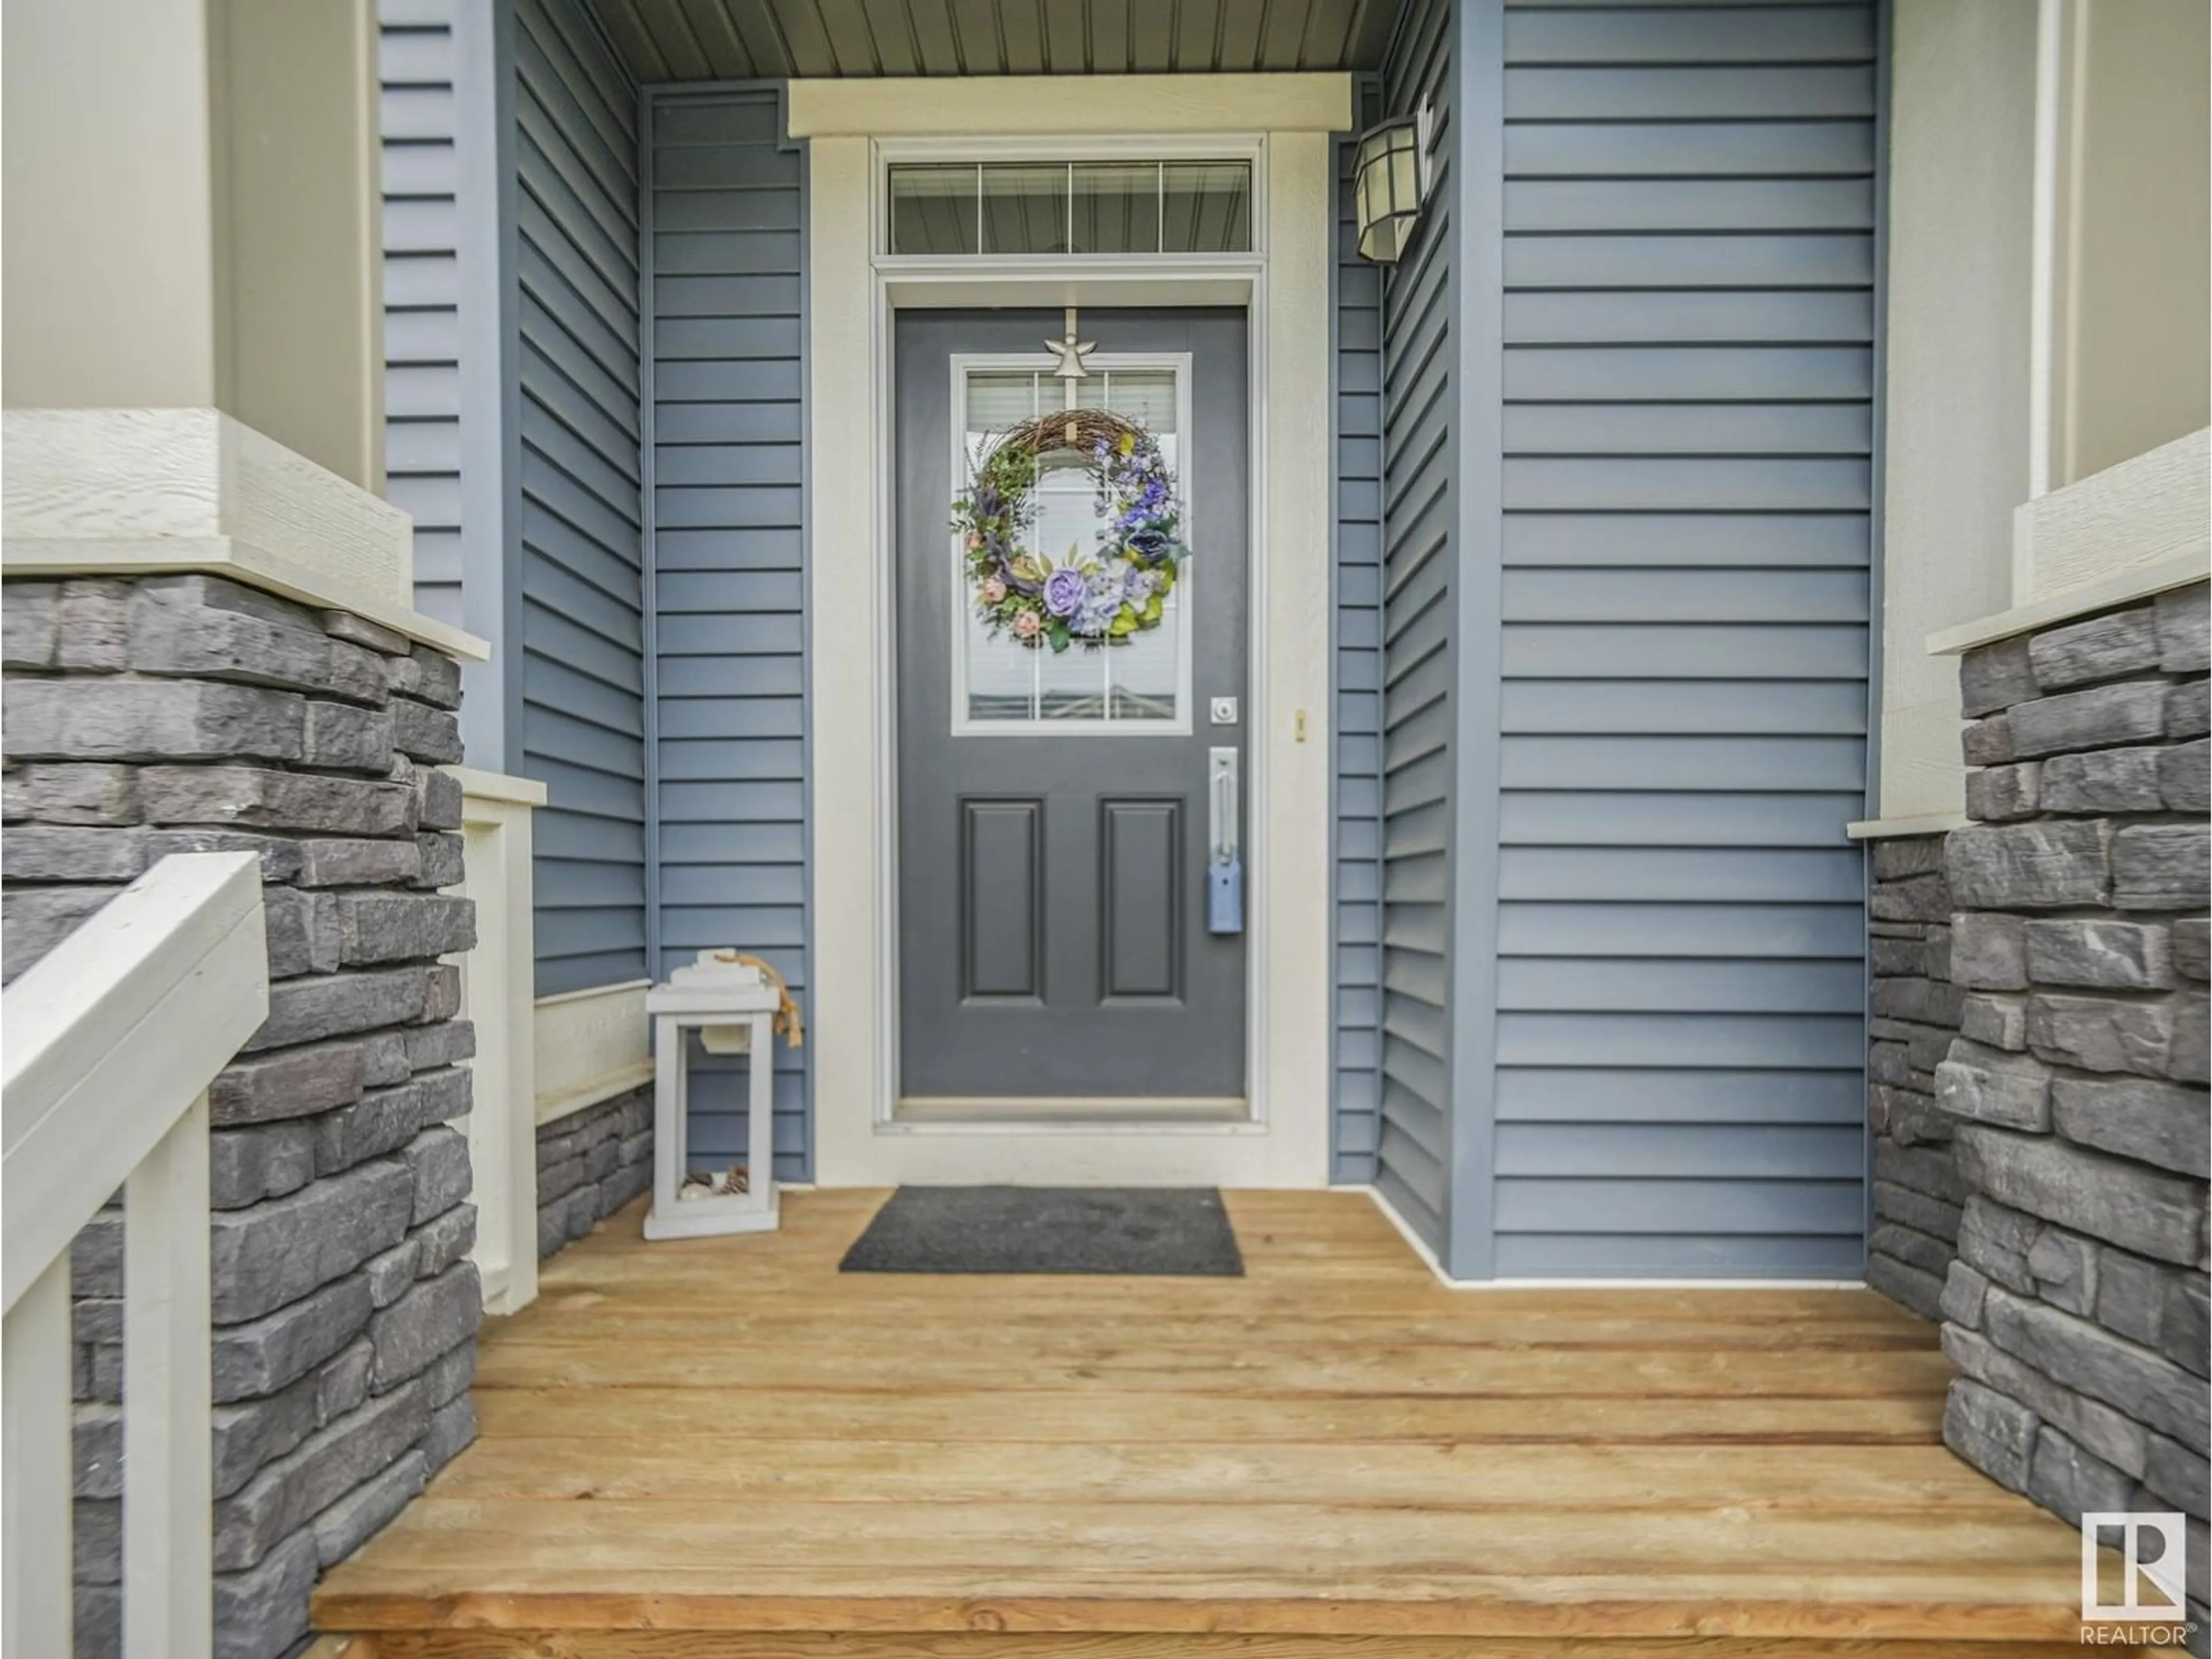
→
(896, 308, 1249, 1105)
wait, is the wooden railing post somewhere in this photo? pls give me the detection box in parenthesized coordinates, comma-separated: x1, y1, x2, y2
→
(3, 1256, 75, 1659)
(452, 768, 547, 1316)
(123, 1089, 215, 1659)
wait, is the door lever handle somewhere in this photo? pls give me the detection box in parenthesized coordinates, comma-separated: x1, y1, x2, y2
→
(1208, 748, 1239, 863)
(1207, 747, 1243, 935)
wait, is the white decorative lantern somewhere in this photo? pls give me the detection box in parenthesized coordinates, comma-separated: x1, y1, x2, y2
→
(1352, 100, 1435, 264)
(643, 950, 785, 1239)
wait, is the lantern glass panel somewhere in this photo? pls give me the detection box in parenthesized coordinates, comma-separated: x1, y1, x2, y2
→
(1354, 120, 1424, 262)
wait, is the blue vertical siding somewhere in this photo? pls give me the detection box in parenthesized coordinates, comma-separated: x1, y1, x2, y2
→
(514, 0, 649, 995)
(378, 0, 464, 631)
(1331, 77, 1385, 1184)
(1372, 0, 1457, 1254)
(1481, 0, 1876, 1277)
(643, 88, 812, 1182)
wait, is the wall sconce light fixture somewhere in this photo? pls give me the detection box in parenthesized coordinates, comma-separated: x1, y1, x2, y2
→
(1352, 100, 1435, 264)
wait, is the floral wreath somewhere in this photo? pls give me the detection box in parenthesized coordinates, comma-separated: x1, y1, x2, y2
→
(952, 407, 1187, 653)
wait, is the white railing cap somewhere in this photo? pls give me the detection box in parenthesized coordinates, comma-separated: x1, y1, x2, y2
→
(3, 853, 269, 1310)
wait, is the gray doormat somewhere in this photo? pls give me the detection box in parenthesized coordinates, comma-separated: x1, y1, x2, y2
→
(839, 1185, 1244, 1276)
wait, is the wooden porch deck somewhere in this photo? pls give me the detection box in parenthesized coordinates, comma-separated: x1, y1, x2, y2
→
(315, 1189, 2103, 1657)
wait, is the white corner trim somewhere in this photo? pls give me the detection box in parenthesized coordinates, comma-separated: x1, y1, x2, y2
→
(533, 978, 654, 1010)
(2013, 427, 2210, 609)
(788, 74, 1353, 138)
(1, 407, 488, 661)
(1846, 810, 1971, 840)
(452, 787, 541, 1315)
(1363, 1183, 1462, 1287)
(450, 766, 549, 810)
(533, 979, 654, 1127)
(536, 1062, 658, 1128)
(1361, 1190, 1869, 1294)
(1927, 550, 2209, 657)
(2025, 0, 2069, 500)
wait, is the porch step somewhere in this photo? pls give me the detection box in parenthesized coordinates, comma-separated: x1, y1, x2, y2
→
(316, 1639, 2115, 1657)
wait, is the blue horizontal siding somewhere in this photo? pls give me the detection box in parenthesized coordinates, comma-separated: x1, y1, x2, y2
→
(1333, 76, 1385, 1184)
(378, 0, 463, 630)
(1486, 0, 1876, 1279)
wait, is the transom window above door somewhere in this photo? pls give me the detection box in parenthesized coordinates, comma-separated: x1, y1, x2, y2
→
(954, 359, 1192, 733)
(889, 162, 1253, 256)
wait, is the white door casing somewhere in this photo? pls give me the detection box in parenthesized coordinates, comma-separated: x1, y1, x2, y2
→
(796, 77, 1347, 1187)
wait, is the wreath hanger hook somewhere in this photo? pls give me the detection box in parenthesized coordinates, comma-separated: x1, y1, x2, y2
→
(1046, 304, 1096, 421)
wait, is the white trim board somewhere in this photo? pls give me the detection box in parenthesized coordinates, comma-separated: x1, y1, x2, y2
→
(449, 766, 548, 808)
(2, 407, 487, 661)
(1362, 1190, 1869, 1295)
(533, 979, 654, 1127)
(805, 115, 1334, 1190)
(1929, 551, 2209, 657)
(2012, 426, 2210, 609)
(789, 75, 1351, 138)
(1846, 810, 1971, 841)
(452, 769, 545, 1316)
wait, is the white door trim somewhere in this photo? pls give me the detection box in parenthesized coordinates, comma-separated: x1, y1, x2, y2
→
(805, 122, 1335, 1189)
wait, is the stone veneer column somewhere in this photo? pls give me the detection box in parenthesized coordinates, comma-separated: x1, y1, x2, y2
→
(2, 574, 482, 1659)
(1928, 580, 2210, 1638)
(1866, 835, 1968, 1319)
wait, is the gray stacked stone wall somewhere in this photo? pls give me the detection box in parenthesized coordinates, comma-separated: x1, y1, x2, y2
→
(536, 1084, 653, 1260)
(1867, 833, 1967, 1319)
(2, 574, 482, 1659)
(1930, 579, 2210, 1642)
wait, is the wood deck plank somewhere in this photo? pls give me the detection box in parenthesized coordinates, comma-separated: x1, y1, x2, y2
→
(428, 1438, 2013, 1509)
(469, 1342, 1960, 1395)
(319, 1495, 2085, 1573)
(315, 1190, 2092, 1646)
(494, 1303, 1933, 1346)
(471, 1387, 1947, 1445)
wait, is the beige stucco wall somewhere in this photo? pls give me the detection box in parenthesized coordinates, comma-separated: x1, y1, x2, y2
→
(2, 0, 383, 491)
(1872, 0, 2038, 827)
(2055, 0, 2212, 487)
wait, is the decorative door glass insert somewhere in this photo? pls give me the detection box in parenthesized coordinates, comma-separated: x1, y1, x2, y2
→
(957, 364, 1187, 729)
(889, 162, 1253, 256)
